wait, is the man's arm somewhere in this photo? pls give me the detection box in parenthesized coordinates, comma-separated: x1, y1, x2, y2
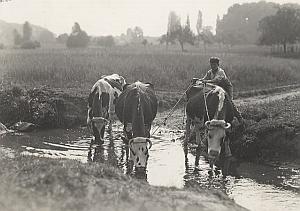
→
(201, 71, 211, 81)
(203, 70, 226, 83)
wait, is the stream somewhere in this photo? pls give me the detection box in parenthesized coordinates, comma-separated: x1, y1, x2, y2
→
(0, 125, 299, 211)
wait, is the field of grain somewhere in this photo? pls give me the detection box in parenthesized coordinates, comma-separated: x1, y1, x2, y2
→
(0, 45, 299, 92)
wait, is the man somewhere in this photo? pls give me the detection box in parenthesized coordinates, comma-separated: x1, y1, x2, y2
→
(198, 57, 244, 125)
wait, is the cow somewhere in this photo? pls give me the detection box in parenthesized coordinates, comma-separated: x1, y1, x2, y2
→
(87, 74, 126, 144)
(115, 81, 157, 170)
(185, 82, 234, 168)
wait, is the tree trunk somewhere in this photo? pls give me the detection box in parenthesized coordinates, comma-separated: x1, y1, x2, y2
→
(180, 41, 184, 52)
(283, 42, 287, 54)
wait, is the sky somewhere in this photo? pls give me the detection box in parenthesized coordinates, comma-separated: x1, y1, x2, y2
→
(0, 0, 299, 36)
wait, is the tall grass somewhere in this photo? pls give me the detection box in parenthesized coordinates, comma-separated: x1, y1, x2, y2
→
(0, 45, 299, 92)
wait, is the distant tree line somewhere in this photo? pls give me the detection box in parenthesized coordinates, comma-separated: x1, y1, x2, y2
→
(160, 12, 195, 51)
(258, 6, 300, 53)
(159, 1, 300, 54)
(13, 21, 41, 49)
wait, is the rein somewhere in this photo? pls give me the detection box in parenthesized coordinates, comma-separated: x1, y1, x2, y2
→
(203, 82, 211, 122)
(151, 82, 194, 136)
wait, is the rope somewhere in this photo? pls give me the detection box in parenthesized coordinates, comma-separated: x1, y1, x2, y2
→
(203, 82, 211, 122)
(151, 82, 193, 136)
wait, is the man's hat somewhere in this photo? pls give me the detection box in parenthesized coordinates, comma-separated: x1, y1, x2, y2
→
(209, 57, 220, 64)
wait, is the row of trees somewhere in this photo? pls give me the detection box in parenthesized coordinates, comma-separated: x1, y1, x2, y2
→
(160, 11, 214, 51)
(160, 12, 195, 51)
(57, 23, 149, 48)
(162, 2, 300, 53)
(258, 7, 300, 53)
(13, 21, 41, 49)
(216, 1, 278, 45)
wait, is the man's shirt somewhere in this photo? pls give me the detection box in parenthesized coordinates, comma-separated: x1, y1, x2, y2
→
(202, 68, 229, 82)
(202, 67, 233, 92)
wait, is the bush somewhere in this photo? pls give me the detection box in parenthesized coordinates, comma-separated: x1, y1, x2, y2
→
(66, 31, 89, 48)
(96, 36, 115, 47)
(20, 41, 41, 49)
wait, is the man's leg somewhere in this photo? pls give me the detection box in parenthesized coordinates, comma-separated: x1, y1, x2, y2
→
(228, 87, 244, 124)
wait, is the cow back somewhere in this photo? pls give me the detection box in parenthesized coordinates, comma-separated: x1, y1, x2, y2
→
(115, 82, 157, 124)
(186, 86, 234, 122)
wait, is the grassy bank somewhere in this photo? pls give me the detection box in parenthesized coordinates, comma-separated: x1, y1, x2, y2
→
(1, 46, 300, 92)
(0, 152, 246, 211)
(234, 93, 300, 161)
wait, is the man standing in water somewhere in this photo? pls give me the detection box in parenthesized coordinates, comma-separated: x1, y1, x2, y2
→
(198, 57, 245, 125)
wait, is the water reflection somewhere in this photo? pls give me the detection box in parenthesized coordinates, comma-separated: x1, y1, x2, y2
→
(87, 135, 148, 182)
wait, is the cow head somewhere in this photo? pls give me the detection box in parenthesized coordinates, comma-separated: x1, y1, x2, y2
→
(103, 74, 126, 89)
(116, 76, 126, 88)
(128, 137, 152, 170)
(205, 119, 231, 165)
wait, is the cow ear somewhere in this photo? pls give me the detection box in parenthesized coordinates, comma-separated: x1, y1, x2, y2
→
(145, 82, 154, 90)
(123, 83, 130, 90)
(100, 75, 106, 79)
(205, 121, 211, 129)
(224, 123, 231, 129)
(120, 76, 126, 85)
(146, 138, 152, 149)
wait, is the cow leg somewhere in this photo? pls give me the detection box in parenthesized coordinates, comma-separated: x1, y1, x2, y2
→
(194, 123, 202, 146)
(100, 126, 105, 140)
(122, 123, 132, 143)
(224, 136, 232, 157)
(92, 123, 103, 144)
(108, 94, 115, 134)
(185, 116, 191, 144)
(145, 124, 151, 138)
(194, 117, 205, 147)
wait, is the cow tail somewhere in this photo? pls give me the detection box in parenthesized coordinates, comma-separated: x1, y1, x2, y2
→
(88, 88, 98, 119)
(132, 92, 146, 137)
(91, 87, 103, 117)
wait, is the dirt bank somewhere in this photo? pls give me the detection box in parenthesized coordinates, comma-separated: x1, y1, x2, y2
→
(0, 151, 246, 211)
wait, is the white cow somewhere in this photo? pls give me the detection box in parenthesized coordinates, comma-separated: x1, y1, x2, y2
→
(87, 74, 126, 143)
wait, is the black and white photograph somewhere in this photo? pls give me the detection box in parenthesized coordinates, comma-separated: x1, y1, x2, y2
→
(0, 0, 300, 210)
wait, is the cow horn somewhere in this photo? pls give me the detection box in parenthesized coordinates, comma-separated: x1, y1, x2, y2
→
(224, 122, 231, 129)
(129, 139, 134, 149)
(146, 138, 152, 149)
(205, 121, 211, 129)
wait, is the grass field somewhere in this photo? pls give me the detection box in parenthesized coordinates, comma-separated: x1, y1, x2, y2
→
(0, 45, 299, 92)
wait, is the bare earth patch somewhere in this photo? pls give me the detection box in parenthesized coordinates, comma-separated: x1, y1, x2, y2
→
(0, 155, 246, 211)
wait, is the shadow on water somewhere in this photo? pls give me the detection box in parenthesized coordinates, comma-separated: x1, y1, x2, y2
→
(0, 125, 300, 211)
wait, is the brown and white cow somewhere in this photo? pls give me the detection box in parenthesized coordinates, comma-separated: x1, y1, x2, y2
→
(185, 83, 234, 167)
(115, 81, 157, 170)
(87, 74, 126, 144)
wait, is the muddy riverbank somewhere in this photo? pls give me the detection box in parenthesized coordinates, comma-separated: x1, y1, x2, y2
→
(0, 148, 246, 211)
(1, 126, 299, 211)
(1, 85, 299, 162)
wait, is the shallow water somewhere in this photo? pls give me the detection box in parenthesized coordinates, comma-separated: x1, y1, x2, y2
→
(0, 125, 299, 211)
